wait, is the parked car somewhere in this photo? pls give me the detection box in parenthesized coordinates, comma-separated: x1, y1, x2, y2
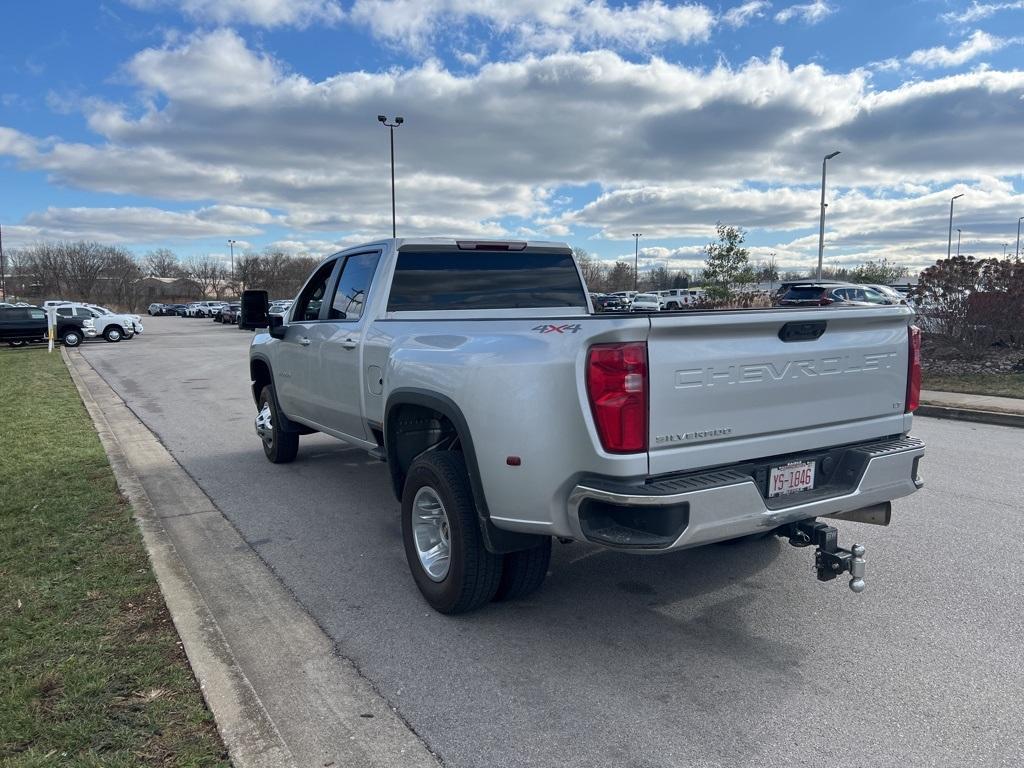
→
(777, 283, 896, 307)
(0, 305, 96, 347)
(185, 301, 224, 317)
(54, 303, 143, 342)
(165, 304, 189, 316)
(148, 303, 166, 315)
(219, 303, 242, 323)
(593, 294, 629, 312)
(241, 238, 924, 614)
(86, 304, 145, 338)
(657, 289, 705, 310)
(269, 299, 293, 315)
(629, 293, 663, 311)
(866, 284, 914, 309)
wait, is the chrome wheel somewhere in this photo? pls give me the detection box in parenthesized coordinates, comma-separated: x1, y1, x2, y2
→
(106, 329, 121, 341)
(255, 403, 273, 446)
(412, 486, 451, 582)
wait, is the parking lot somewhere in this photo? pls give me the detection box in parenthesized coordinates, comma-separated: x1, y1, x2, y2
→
(78, 316, 1023, 768)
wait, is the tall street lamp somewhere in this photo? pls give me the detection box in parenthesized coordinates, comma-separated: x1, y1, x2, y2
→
(1004, 243, 1009, 258)
(956, 228, 961, 257)
(377, 115, 404, 238)
(947, 193, 964, 260)
(1016, 216, 1023, 259)
(227, 239, 236, 279)
(817, 151, 840, 280)
(0, 222, 6, 301)
(632, 233, 642, 292)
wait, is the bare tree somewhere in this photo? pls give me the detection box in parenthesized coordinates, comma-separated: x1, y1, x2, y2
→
(143, 248, 183, 278)
(573, 247, 606, 293)
(184, 255, 225, 298)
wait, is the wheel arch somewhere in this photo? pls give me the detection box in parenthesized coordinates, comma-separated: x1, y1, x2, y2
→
(385, 388, 543, 554)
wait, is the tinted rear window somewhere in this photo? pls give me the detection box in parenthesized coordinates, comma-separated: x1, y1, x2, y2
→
(782, 287, 827, 300)
(388, 250, 586, 311)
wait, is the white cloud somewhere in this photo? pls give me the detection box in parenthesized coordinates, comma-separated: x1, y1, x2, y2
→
(122, 0, 344, 27)
(349, 0, 715, 52)
(723, 1, 770, 28)
(941, 1, 1024, 24)
(774, 0, 833, 24)
(905, 30, 1016, 69)
(5, 205, 269, 246)
(3, 31, 1024, 269)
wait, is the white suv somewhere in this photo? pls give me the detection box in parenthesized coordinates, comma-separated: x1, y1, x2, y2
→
(187, 301, 226, 317)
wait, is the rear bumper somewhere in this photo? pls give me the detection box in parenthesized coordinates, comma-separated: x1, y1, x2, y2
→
(566, 436, 924, 551)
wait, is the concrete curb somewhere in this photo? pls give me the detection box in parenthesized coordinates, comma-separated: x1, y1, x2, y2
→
(62, 347, 441, 768)
(916, 403, 1024, 428)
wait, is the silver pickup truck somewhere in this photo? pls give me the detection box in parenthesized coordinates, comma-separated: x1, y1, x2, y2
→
(241, 238, 924, 614)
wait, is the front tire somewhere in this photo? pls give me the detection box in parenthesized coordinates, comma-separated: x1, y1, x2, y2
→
(103, 326, 124, 342)
(402, 452, 503, 614)
(256, 385, 299, 463)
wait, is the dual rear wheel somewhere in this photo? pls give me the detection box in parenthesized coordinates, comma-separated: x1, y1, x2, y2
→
(255, 382, 551, 614)
(401, 451, 550, 614)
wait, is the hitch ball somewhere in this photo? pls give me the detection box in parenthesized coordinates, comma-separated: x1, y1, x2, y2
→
(849, 544, 866, 593)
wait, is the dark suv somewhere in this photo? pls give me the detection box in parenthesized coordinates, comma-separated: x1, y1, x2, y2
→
(0, 306, 96, 347)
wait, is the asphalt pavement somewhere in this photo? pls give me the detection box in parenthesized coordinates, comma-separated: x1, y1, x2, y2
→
(80, 316, 1024, 768)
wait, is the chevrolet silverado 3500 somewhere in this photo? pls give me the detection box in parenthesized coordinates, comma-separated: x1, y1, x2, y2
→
(241, 238, 924, 614)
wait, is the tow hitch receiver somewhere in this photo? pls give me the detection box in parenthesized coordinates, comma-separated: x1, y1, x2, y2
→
(780, 520, 866, 593)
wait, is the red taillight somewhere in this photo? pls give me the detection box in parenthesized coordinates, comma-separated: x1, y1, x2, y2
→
(906, 325, 922, 412)
(586, 342, 648, 453)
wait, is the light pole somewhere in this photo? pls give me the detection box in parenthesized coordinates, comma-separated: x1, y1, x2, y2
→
(227, 239, 236, 280)
(817, 150, 840, 280)
(1004, 243, 1009, 258)
(0, 222, 6, 301)
(956, 228, 961, 257)
(632, 233, 642, 292)
(1016, 216, 1023, 259)
(947, 193, 964, 259)
(377, 115, 404, 238)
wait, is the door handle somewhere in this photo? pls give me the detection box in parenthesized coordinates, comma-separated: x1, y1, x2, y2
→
(298, 336, 311, 346)
(341, 338, 357, 350)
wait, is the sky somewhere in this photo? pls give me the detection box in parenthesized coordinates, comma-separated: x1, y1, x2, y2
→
(1, 0, 1023, 275)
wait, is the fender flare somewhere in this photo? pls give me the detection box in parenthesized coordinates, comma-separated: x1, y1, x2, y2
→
(385, 388, 543, 554)
(249, 355, 304, 433)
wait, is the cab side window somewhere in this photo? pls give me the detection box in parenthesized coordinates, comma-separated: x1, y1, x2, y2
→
(75, 308, 94, 318)
(329, 252, 380, 321)
(56, 307, 72, 317)
(292, 259, 337, 322)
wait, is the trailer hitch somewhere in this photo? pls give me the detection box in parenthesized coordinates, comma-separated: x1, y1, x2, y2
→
(780, 520, 866, 593)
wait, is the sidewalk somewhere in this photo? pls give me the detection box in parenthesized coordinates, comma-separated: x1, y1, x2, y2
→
(918, 389, 1024, 427)
(62, 348, 441, 768)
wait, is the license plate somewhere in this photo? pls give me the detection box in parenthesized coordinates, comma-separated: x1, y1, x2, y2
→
(769, 461, 815, 497)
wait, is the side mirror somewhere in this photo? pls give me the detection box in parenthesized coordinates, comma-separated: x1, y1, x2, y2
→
(268, 314, 285, 339)
(240, 290, 269, 330)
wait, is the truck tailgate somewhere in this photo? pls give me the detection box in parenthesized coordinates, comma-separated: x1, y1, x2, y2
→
(646, 307, 913, 475)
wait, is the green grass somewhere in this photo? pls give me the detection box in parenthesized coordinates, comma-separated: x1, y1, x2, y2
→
(923, 371, 1024, 399)
(0, 347, 228, 767)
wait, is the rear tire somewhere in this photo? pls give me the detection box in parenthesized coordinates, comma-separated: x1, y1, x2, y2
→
(493, 538, 551, 601)
(257, 385, 299, 464)
(61, 330, 82, 348)
(401, 452, 503, 614)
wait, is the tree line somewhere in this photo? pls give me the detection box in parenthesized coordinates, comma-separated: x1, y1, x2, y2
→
(4, 242, 322, 311)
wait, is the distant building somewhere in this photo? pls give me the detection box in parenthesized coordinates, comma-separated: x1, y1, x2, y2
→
(138, 276, 202, 302)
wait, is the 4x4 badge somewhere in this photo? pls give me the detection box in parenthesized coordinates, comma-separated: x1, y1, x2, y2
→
(532, 324, 581, 334)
